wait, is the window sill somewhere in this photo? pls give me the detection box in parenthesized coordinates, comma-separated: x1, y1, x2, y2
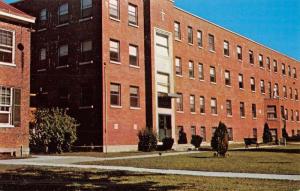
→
(224, 55, 230, 58)
(212, 114, 218, 116)
(79, 60, 93, 66)
(37, 68, 47, 72)
(188, 43, 194, 46)
(0, 125, 14, 128)
(176, 111, 184, 113)
(238, 59, 243, 62)
(225, 85, 232, 88)
(200, 113, 205, 116)
(129, 65, 140, 69)
(199, 79, 205, 82)
(198, 46, 203, 49)
(110, 60, 121, 65)
(128, 23, 139, 28)
(79, 16, 93, 22)
(79, 105, 94, 110)
(110, 17, 120, 22)
(210, 82, 217, 85)
(252, 117, 257, 120)
(56, 65, 69, 69)
(130, 107, 141, 110)
(111, 105, 122, 109)
(191, 112, 197, 115)
(176, 74, 183, 78)
(251, 90, 256, 93)
(227, 115, 232, 118)
(209, 50, 216, 53)
(260, 67, 265, 70)
(189, 77, 195, 80)
(0, 62, 16, 67)
(56, 23, 69, 28)
(37, 28, 47, 32)
(239, 88, 245, 91)
(175, 38, 182, 42)
(241, 116, 246, 119)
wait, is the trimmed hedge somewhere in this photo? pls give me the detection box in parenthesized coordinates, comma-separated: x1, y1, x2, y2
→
(191, 135, 203, 148)
(138, 129, 157, 152)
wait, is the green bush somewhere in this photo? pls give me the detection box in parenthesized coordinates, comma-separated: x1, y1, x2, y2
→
(211, 122, 229, 157)
(191, 135, 203, 149)
(30, 108, 78, 153)
(161, 137, 174, 151)
(263, 123, 273, 143)
(138, 129, 157, 152)
(178, 127, 187, 144)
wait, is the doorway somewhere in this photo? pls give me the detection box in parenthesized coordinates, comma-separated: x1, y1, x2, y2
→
(158, 114, 172, 141)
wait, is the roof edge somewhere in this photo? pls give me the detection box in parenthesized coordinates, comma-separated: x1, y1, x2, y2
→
(0, 9, 35, 24)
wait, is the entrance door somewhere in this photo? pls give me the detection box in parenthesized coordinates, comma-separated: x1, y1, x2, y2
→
(270, 129, 278, 142)
(158, 114, 172, 141)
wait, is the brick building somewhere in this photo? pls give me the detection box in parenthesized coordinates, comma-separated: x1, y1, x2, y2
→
(13, 0, 299, 152)
(0, 1, 34, 156)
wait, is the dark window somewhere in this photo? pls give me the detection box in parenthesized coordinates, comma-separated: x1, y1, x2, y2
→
(80, 40, 92, 63)
(58, 3, 68, 24)
(249, 50, 254, 64)
(208, 34, 215, 51)
(290, 87, 293, 99)
(225, 70, 231, 86)
(252, 104, 257, 118)
(198, 63, 204, 80)
(189, 61, 194, 78)
(240, 102, 245, 117)
(250, 77, 255, 92)
(283, 86, 287, 98)
(130, 86, 140, 108)
(39, 8, 47, 26)
(266, 57, 270, 70)
(58, 44, 68, 67)
(12, 88, 21, 126)
(282, 63, 286, 75)
(175, 57, 182, 75)
(210, 66, 216, 83)
(260, 80, 265, 94)
(188, 26, 193, 44)
(80, 85, 93, 107)
(191, 126, 196, 136)
(259, 54, 263, 68)
(110, 83, 121, 106)
(295, 89, 298, 100)
(291, 109, 294, 121)
(288, 66, 291, 77)
(224, 40, 229, 56)
(0, 29, 13, 64)
(238, 74, 244, 89)
(237, 46, 242, 60)
(253, 128, 258, 138)
(200, 96, 205, 114)
(110, 39, 120, 62)
(293, 67, 297, 78)
(273, 60, 278, 72)
(190, 95, 195, 112)
(81, 0, 92, 18)
(128, 4, 138, 25)
(129, 45, 138, 66)
(109, 0, 119, 19)
(226, 100, 232, 116)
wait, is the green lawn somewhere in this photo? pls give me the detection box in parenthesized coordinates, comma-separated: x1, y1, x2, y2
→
(82, 146, 300, 175)
(0, 166, 299, 191)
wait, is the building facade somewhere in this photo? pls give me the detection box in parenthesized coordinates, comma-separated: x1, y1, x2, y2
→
(14, 0, 300, 152)
(0, 1, 35, 156)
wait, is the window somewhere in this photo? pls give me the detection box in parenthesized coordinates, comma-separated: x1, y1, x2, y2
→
(283, 86, 287, 98)
(238, 74, 244, 89)
(285, 109, 288, 121)
(225, 70, 231, 86)
(110, 83, 121, 106)
(250, 77, 255, 92)
(130, 86, 139, 108)
(190, 95, 195, 112)
(187, 26, 193, 44)
(224, 40, 229, 56)
(128, 4, 138, 25)
(129, 45, 138, 66)
(200, 126, 206, 141)
(80, 40, 92, 62)
(253, 128, 258, 138)
(240, 102, 245, 118)
(58, 3, 68, 24)
(0, 29, 14, 65)
(259, 54, 263, 68)
(200, 96, 205, 114)
(228, 128, 233, 141)
(296, 110, 299, 121)
(226, 100, 232, 116)
(174, 22, 181, 40)
(288, 66, 291, 77)
(198, 63, 204, 80)
(268, 82, 272, 98)
(211, 98, 217, 115)
(208, 34, 215, 51)
(249, 50, 254, 64)
(110, 39, 120, 62)
(260, 80, 265, 94)
(39, 8, 47, 24)
(273, 60, 278, 72)
(237, 46, 242, 60)
(39, 48, 46, 61)
(176, 93, 183, 111)
(290, 87, 293, 99)
(109, 0, 119, 19)
(212, 127, 217, 136)
(191, 126, 196, 136)
(295, 89, 298, 100)
(210, 66, 216, 83)
(281, 106, 285, 119)
(175, 57, 182, 76)
(58, 44, 68, 66)
(267, 105, 277, 119)
(293, 67, 297, 79)
(0, 87, 21, 126)
(156, 33, 169, 57)
(291, 109, 294, 121)
(266, 57, 270, 70)
(282, 63, 286, 75)
(197, 30, 203, 47)
(81, 0, 92, 18)
(189, 61, 194, 78)
(274, 83, 279, 97)
(80, 85, 93, 107)
(252, 104, 257, 118)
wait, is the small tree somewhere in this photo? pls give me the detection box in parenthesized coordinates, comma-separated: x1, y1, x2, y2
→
(263, 123, 273, 143)
(138, 129, 157, 152)
(191, 135, 203, 149)
(211, 122, 229, 157)
(30, 108, 78, 153)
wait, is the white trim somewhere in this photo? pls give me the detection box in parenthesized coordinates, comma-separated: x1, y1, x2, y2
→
(0, 28, 15, 67)
(0, 10, 35, 23)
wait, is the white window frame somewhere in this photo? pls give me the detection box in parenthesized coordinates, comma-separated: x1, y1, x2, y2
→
(0, 86, 13, 127)
(0, 28, 15, 66)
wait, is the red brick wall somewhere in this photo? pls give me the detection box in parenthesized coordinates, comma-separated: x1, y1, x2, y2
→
(0, 21, 31, 155)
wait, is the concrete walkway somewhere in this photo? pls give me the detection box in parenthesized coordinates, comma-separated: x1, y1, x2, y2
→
(0, 152, 299, 181)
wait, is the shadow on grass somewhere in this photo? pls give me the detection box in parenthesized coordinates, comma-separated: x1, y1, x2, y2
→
(0, 167, 181, 191)
(232, 148, 300, 154)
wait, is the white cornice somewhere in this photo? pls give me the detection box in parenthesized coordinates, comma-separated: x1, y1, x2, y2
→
(0, 10, 35, 23)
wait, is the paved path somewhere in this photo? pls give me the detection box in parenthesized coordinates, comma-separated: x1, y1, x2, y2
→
(0, 151, 299, 181)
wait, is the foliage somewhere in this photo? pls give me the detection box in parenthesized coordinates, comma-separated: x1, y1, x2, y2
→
(191, 135, 203, 149)
(161, 137, 174, 151)
(138, 129, 157, 152)
(178, 127, 187, 144)
(30, 108, 78, 153)
(282, 122, 289, 139)
(263, 123, 273, 143)
(211, 122, 229, 157)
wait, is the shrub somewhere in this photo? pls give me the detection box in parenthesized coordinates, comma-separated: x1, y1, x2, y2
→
(211, 122, 229, 157)
(178, 127, 187, 144)
(161, 137, 174, 151)
(191, 135, 203, 149)
(30, 108, 78, 153)
(263, 123, 273, 143)
(138, 129, 157, 152)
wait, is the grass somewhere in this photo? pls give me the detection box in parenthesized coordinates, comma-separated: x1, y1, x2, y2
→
(0, 166, 299, 191)
(82, 145, 300, 175)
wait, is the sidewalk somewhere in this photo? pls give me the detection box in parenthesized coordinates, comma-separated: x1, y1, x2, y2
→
(0, 153, 299, 181)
